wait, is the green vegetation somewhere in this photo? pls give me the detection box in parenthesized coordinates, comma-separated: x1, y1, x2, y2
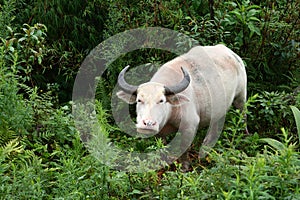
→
(0, 0, 299, 199)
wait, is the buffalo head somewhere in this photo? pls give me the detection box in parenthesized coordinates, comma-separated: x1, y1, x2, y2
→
(117, 66, 190, 134)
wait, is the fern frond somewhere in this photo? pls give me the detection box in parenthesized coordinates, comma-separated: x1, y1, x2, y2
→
(0, 137, 23, 159)
(0, 120, 18, 147)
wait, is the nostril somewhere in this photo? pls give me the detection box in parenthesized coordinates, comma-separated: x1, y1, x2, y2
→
(143, 120, 147, 126)
(143, 119, 156, 126)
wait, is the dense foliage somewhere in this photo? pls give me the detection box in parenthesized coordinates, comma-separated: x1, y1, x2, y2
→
(0, 0, 299, 199)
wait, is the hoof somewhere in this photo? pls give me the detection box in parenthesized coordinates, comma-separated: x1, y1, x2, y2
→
(181, 161, 192, 172)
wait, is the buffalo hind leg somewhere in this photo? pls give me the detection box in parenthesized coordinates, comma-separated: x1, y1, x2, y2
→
(233, 92, 249, 134)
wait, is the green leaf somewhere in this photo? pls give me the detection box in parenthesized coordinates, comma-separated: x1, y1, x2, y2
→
(248, 16, 260, 22)
(229, 10, 243, 22)
(38, 56, 42, 65)
(225, 2, 237, 7)
(246, 5, 261, 11)
(18, 37, 26, 42)
(260, 138, 285, 151)
(8, 46, 14, 52)
(290, 106, 300, 143)
(6, 26, 13, 33)
(248, 23, 261, 38)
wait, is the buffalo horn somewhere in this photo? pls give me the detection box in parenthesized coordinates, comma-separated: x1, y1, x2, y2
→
(117, 65, 138, 94)
(164, 67, 190, 95)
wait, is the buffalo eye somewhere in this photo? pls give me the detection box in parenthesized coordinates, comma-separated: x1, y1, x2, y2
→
(158, 99, 164, 104)
(137, 99, 143, 103)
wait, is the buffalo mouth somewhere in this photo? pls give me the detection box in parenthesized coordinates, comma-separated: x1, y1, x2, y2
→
(136, 127, 159, 135)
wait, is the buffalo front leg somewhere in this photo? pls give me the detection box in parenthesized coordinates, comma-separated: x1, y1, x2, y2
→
(177, 117, 199, 171)
(199, 116, 225, 158)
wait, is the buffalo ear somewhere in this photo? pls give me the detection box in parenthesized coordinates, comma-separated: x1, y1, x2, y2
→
(166, 94, 190, 106)
(116, 91, 137, 104)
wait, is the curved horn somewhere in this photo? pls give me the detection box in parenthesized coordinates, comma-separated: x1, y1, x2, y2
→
(117, 65, 138, 94)
(164, 67, 190, 95)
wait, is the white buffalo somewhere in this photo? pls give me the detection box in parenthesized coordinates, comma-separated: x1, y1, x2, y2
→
(117, 44, 248, 170)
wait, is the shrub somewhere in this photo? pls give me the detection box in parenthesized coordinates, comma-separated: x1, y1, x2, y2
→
(0, 0, 17, 37)
(14, 0, 106, 51)
(0, 46, 33, 146)
(246, 91, 296, 136)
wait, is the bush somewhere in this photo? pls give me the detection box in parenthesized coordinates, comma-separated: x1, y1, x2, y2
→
(0, 23, 79, 162)
(245, 91, 299, 139)
(14, 0, 106, 51)
(0, 46, 33, 146)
